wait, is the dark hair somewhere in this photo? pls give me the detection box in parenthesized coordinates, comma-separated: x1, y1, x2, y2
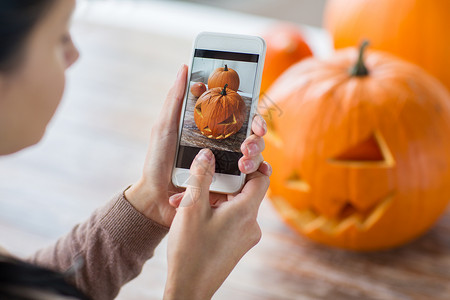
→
(0, 255, 90, 300)
(0, 0, 56, 72)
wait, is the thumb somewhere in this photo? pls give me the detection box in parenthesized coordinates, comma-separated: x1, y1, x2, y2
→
(178, 149, 215, 210)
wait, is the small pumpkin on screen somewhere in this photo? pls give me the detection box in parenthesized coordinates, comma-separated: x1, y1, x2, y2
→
(190, 82, 207, 97)
(208, 64, 240, 91)
(194, 84, 246, 139)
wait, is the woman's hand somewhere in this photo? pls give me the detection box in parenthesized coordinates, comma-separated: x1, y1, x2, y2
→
(124, 65, 188, 227)
(163, 149, 270, 300)
(125, 65, 270, 227)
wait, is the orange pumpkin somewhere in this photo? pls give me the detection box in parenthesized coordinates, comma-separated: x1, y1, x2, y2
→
(190, 82, 207, 98)
(324, 0, 450, 91)
(260, 23, 313, 96)
(262, 41, 450, 251)
(208, 65, 240, 91)
(194, 84, 246, 140)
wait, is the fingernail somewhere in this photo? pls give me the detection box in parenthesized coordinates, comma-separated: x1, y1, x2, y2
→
(197, 148, 212, 162)
(243, 160, 254, 171)
(169, 193, 179, 201)
(264, 161, 272, 176)
(246, 143, 259, 156)
(260, 116, 267, 133)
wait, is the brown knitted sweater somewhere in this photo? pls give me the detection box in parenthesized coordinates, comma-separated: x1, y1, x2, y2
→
(26, 190, 169, 300)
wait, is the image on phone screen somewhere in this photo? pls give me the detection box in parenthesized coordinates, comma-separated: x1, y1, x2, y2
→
(176, 49, 259, 175)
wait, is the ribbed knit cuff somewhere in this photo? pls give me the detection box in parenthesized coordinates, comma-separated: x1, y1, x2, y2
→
(98, 191, 169, 254)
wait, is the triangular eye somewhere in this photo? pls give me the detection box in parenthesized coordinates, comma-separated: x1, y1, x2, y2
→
(285, 171, 310, 192)
(334, 133, 383, 161)
(218, 114, 237, 125)
(195, 104, 202, 117)
(329, 132, 395, 167)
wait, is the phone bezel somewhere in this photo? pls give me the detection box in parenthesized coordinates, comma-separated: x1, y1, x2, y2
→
(172, 31, 266, 194)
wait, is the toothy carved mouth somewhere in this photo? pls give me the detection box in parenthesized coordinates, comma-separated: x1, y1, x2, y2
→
(271, 193, 394, 234)
(205, 132, 234, 139)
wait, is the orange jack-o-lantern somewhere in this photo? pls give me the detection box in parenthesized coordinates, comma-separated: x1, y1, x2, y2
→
(262, 41, 450, 251)
(194, 84, 246, 139)
(208, 64, 240, 91)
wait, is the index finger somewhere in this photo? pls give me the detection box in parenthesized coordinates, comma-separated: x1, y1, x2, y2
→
(162, 64, 188, 127)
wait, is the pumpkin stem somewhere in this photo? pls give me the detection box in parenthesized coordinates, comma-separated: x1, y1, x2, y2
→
(224, 64, 228, 71)
(220, 84, 228, 96)
(350, 40, 370, 77)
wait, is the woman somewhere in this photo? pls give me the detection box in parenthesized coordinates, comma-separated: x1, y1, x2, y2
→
(0, 0, 271, 299)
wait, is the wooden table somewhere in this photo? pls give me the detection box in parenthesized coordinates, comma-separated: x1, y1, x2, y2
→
(0, 2, 449, 299)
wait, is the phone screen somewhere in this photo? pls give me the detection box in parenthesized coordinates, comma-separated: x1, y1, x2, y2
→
(175, 49, 260, 175)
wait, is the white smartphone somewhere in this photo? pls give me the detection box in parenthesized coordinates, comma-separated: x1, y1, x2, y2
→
(172, 32, 266, 194)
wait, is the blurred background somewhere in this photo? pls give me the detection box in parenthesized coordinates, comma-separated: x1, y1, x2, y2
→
(0, 0, 449, 299)
(175, 0, 327, 27)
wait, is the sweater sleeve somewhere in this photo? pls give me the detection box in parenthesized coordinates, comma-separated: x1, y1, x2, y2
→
(27, 189, 169, 300)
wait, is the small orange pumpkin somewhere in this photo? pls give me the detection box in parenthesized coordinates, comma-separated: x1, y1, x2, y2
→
(194, 84, 246, 140)
(260, 23, 313, 96)
(190, 82, 207, 98)
(208, 65, 240, 91)
(262, 41, 450, 251)
(324, 0, 450, 91)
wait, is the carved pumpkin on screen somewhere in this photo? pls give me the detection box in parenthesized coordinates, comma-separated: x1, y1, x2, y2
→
(262, 42, 450, 251)
(194, 84, 246, 140)
(208, 65, 240, 91)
